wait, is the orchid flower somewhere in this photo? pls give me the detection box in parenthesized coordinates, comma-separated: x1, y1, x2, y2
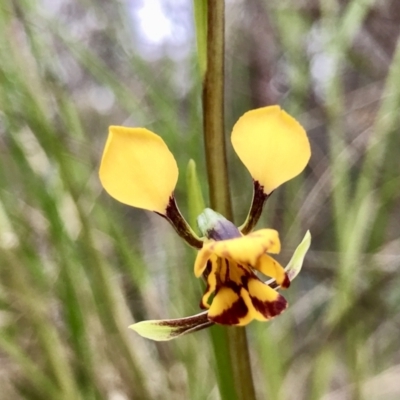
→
(99, 106, 311, 340)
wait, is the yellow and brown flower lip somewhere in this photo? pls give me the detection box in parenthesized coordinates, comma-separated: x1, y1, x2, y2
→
(129, 231, 311, 341)
(202, 264, 289, 326)
(195, 210, 290, 326)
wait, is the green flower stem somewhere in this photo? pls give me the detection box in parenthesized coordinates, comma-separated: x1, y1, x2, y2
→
(203, 0, 232, 219)
(202, 1, 257, 400)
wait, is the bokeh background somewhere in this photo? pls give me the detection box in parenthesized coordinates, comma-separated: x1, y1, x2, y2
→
(0, 0, 399, 399)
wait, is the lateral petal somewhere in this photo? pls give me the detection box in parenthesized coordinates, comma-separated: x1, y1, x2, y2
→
(99, 126, 178, 214)
(255, 254, 290, 288)
(231, 106, 311, 194)
(247, 278, 288, 321)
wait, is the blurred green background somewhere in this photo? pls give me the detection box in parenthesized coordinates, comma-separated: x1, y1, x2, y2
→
(0, 0, 399, 399)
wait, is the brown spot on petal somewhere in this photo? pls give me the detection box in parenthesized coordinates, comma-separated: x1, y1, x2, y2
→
(250, 293, 288, 319)
(208, 295, 249, 325)
(202, 260, 212, 280)
(199, 299, 208, 309)
(281, 273, 291, 289)
(223, 274, 251, 296)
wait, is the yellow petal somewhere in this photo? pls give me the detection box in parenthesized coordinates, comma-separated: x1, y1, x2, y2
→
(206, 229, 280, 267)
(246, 229, 281, 254)
(247, 278, 287, 321)
(231, 106, 311, 194)
(255, 254, 290, 288)
(99, 126, 178, 214)
(208, 287, 254, 326)
(226, 260, 250, 286)
(194, 240, 215, 277)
